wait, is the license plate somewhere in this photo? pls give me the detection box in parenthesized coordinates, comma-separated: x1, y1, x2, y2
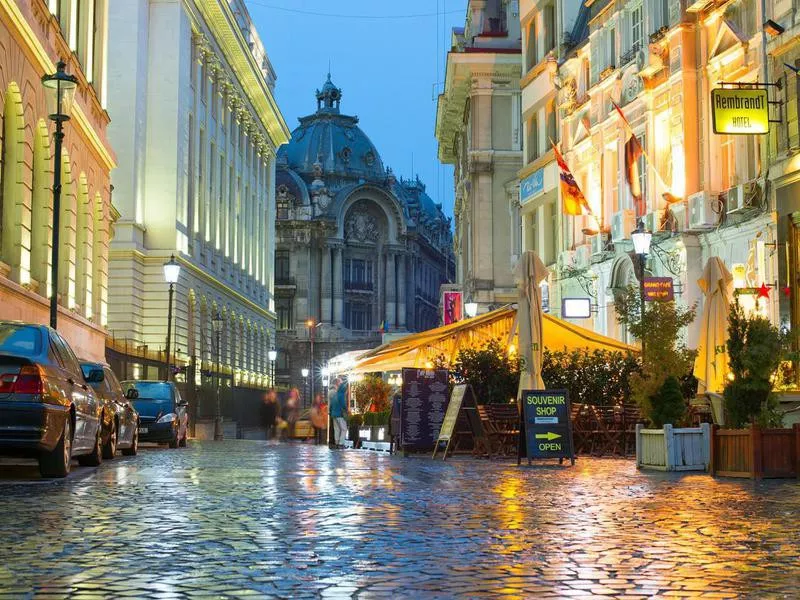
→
(138, 427, 148, 434)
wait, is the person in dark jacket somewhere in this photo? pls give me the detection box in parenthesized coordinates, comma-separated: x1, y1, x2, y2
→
(262, 389, 278, 440)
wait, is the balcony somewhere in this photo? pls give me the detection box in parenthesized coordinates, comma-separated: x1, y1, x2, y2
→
(275, 276, 296, 287)
(619, 42, 642, 68)
(345, 280, 374, 292)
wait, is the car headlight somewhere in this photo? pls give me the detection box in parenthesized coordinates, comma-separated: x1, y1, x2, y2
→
(157, 413, 178, 424)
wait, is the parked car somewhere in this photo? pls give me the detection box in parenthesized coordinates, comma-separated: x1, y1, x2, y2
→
(0, 322, 104, 477)
(80, 361, 140, 458)
(121, 380, 188, 448)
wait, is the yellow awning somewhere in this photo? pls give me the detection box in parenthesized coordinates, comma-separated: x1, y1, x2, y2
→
(348, 305, 638, 374)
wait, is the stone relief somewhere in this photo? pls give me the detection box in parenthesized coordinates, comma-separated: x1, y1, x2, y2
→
(345, 210, 381, 243)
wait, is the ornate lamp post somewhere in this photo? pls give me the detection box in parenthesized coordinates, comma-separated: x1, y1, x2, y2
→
(41, 61, 77, 330)
(306, 319, 321, 409)
(268, 349, 277, 387)
(163, 255, 181, 380)
(631, 221, 652, 355)
(212, 311, 224, 441)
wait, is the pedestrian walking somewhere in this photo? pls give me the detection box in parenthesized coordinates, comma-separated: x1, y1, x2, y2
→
(262, 389, 278, 441)
(310, 392, 328, 445)
(284, 387, 300, 440)
(330, 377, 349, 449)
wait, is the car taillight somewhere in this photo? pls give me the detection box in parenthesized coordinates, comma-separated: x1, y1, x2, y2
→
(13, 366, 43, 395)
(0, 373, 17, 393)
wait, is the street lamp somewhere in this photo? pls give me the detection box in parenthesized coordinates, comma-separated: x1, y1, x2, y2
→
(212, 311, 224, 441)
(163, 255, 181, 380)
(42, 60, 78, 330)
(464, 302, 478, 318)
(321, 365, 330, 400)
(631, 221, 652, 354)
(268, 349, 277, 387)
(301, 367, 309, 405)
(306, 319, 322, 409)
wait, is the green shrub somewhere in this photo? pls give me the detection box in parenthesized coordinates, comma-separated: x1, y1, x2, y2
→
(649, 376, 685, 427)
(449, 339, 521, 404)
(541, 349, 640, 406)
(348, 413, 364, 428)
(351, 375, 393, 413)
(363, 410, 391, 427)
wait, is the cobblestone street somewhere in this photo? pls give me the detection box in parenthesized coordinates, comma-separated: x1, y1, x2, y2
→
(1, 441, 799, 598)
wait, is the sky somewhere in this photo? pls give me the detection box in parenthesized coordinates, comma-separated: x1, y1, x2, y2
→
(245, 0, 466, 219)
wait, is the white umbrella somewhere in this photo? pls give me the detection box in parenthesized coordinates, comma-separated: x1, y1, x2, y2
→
(693, 257, 733, 395)
(516, 251, 549, 398)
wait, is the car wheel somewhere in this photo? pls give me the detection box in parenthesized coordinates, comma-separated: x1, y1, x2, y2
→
(102, 421, 117, 459)
(122, 424, 138, 456)
(168, 434, 179, 449)
(39, 417, 72, 478)
(78, 425, 103, 467)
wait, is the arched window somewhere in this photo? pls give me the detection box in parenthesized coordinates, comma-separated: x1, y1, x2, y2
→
(31, 119, 52, 296)
(58, 151, 77, 309)
(75, 173, 93, 318)
(92, 192, 108, 325)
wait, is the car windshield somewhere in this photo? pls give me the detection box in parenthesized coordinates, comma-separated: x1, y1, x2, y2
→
(0, 324, 42, 357)
(123, 381, 172, 401)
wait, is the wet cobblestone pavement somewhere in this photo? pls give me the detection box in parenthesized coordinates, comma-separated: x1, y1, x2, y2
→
(1, 441, 800, 598)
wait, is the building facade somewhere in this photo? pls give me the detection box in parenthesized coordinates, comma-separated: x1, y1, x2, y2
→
(275, 76, 454, 391)
(436, 0, 523, 315)
(105, 0, 289, 414)
(0, 0, 115, 360)
(526, 0, 800, 366)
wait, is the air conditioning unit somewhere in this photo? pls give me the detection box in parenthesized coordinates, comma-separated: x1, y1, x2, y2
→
(688, 191, 719, 230)
(558, 250, 576, 269)
(669, 201, 688, 232)
(643, 210, 665, 234)
(574, 244, 591, 269)
(589, 233, 609, 256)
(726, 184, 746, 214)
(611, 209, 636, 242)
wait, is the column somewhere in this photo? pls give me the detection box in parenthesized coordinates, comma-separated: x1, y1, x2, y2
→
(321, 246, 332, 323)
(397, 253, 407, 329)
(333, 246, 344, 326)
(385, 252, 396, 328)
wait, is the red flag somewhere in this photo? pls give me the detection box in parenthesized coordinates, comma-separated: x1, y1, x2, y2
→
(613, 101, 646, 216)
(552, 142, 592, 216)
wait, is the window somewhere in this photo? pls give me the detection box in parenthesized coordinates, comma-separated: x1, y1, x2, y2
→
(526, 19, 538, 70)
(637, 133, 647, 212)
(606, 24, 616, 70)
(526, 114, 539, 163)
(345, 302, 371, 331)
(0, 324, 42, 356)
(543, 4, 555, 55)
(630, 4, 643, 52)
(545, 103, 556, 149)
(276, 298, 293, 330)
(275, 250, 290, 282)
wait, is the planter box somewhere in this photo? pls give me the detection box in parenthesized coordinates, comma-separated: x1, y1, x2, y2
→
(711, 423, 800, 479)
(636, 423, 711, 471)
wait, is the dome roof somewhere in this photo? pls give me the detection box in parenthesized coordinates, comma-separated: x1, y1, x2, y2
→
(277, 74, 386, 181)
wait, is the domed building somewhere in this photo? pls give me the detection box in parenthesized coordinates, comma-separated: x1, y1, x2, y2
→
(274, 75, 454, 390)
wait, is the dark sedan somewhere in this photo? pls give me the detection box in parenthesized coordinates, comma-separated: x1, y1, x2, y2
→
(0, 322, 104, 477)
(80, 361, 140, 458)
(121, 381, 188, 448)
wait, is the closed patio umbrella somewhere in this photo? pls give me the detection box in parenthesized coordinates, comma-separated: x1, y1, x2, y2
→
(693, 257, 733, 395)
(516, 251, 549, 398)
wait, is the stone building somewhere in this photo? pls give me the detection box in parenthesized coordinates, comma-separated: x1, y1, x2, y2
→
(105, 0, 289, 418)
(0, 0, 115, 360)
(274, 75, 454, 392)
(435, 0, 523, 316)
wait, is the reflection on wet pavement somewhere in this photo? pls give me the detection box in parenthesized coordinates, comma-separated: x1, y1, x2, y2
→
(1, 441, 799, 597)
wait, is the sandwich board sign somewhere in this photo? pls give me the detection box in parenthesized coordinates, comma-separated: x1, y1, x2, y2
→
(518, 389, 575, 466)
(432, 384, 478, 460)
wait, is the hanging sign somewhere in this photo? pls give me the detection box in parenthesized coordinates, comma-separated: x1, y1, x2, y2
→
(643, 277, 674, 301)
(519, 389, 575, 465)
(562, 297, 591, 318)
(711, 88, 769, 135)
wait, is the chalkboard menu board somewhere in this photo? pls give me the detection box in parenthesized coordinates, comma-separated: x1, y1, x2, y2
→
(400, 368, 449, 452)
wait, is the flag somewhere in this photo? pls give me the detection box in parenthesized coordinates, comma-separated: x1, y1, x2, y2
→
(552, 142, 591, 216)
(378, 319, 388, 334)
(612, 101, 646, 217)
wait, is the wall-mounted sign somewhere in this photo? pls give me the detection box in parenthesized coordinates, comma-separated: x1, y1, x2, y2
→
(562, 297, 591, 319)
(643, 277, 674, 302)
(442, 291, 462, 325)
(520, 168, 544, 204)
(711, 88, 769, 135)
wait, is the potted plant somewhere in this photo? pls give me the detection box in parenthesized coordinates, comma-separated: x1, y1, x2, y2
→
(347, 413, 364, 448)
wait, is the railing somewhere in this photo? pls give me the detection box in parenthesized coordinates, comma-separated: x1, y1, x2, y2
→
(275, 276, 296, 286)
(344, 280, 374, 292)
(649, 26, 669, 44)
(619, 42, 642, 67)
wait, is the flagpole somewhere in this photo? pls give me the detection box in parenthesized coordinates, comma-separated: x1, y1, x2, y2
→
(612, 101, 672, 198)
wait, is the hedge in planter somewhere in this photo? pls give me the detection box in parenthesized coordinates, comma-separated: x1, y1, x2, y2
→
(541, 348, 640, 407)
(448, 339, 521, 405)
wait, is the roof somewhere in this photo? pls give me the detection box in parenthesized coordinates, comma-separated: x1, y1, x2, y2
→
(345, 305, 638, 374)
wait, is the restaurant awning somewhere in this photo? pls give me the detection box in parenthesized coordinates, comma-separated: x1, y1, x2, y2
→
(346, 305, 638, 374)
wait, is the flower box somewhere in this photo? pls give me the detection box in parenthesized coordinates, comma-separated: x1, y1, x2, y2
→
(636, 423, 711, 471)
(711, 423, 800, 478)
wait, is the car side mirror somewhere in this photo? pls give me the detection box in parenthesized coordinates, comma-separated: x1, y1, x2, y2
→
(85, 368, 104, 383)
(125, 388, 139, 400)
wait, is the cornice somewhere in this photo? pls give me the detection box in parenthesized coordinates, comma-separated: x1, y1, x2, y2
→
(0, 0, 116, 171)
(190, 0, 289, 148)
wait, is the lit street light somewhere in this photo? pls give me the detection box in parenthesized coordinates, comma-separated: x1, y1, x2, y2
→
(306, 319, 322, 409)
(465, 302, 478, 318)
(268, 348, 277, 387)
(212, 311, 224, 441)
(301, 367, 309, 405)
(631, 221, 652, 355)
(41, 60, 77, 330)
(163, 255, 181, 380)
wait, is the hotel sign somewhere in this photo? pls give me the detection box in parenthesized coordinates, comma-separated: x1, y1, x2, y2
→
(520, 168, 544, 204)
(711, 88, 769, 135)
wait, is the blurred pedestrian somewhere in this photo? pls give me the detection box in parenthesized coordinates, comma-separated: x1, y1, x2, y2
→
(310, 392, 328, 445)
(284, 387, 301, 440)
(330, 377, 349, 449)
(262, 389, 278, 441)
